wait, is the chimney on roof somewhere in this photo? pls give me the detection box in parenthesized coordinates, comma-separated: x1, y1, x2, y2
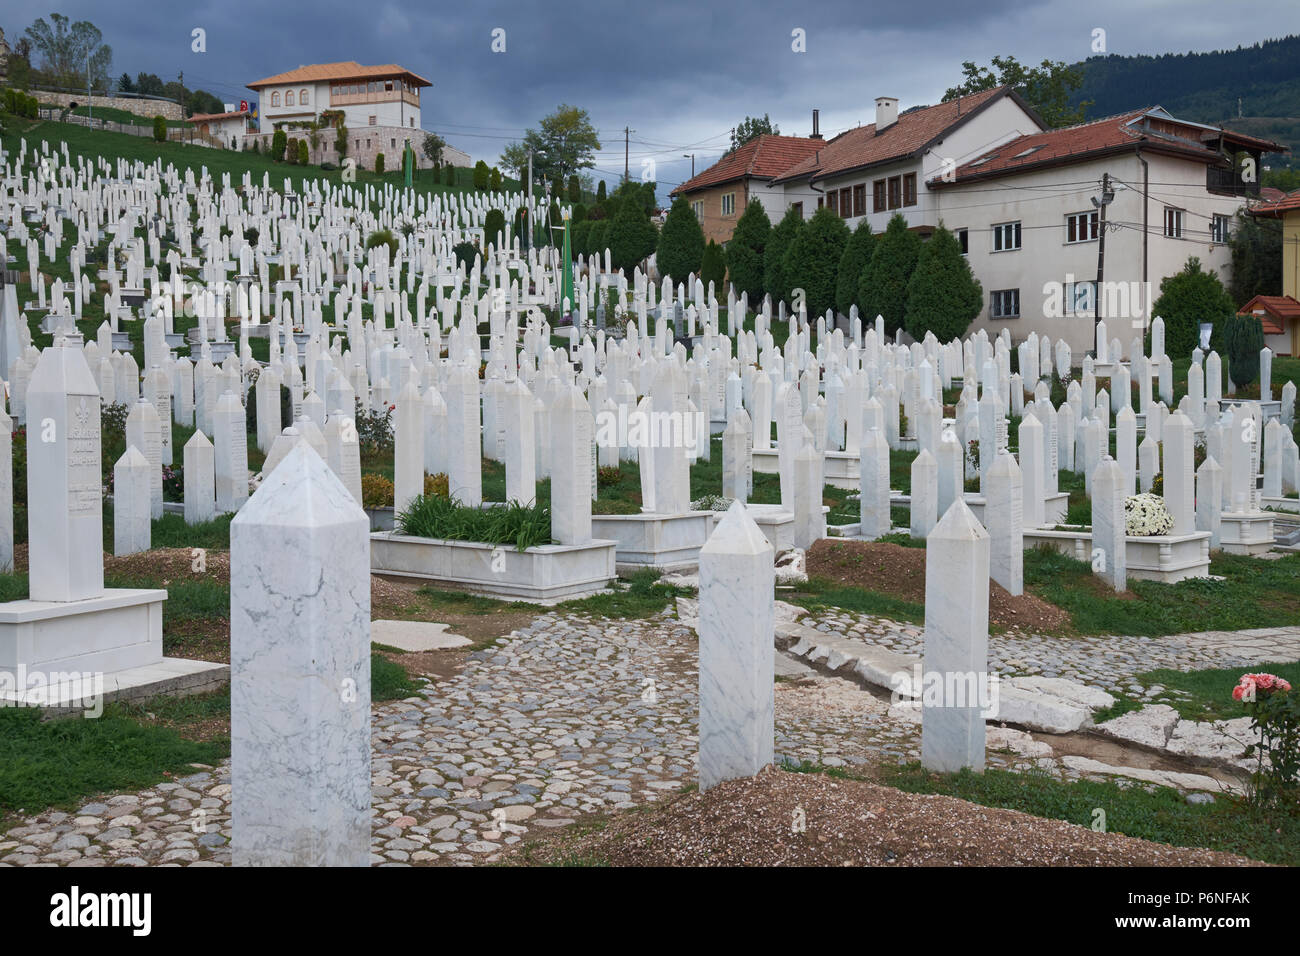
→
(811, 108, 822, 139)
(876, 96, 899, 133)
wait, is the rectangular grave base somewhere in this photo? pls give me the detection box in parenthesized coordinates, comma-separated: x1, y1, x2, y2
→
(370, 533, 616, 602)
(0, 657, 229, 716)
(1022, 529, 1211, 583)
(590, 512, 712, 573)
(0, 588, 168, 680)
(706, 503, 794, 553)
(1218, 511, 1276, 555)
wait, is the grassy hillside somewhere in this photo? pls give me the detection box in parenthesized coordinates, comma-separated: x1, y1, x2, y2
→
(0, 113, 519, 197)
(1070, 35, 1300, 168)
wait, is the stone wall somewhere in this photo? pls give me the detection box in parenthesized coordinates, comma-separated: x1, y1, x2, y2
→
(33, 90, 185, 122)
(244, 126, 443, 172)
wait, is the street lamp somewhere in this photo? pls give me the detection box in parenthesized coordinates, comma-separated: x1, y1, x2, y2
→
(683, 154, 695, 178)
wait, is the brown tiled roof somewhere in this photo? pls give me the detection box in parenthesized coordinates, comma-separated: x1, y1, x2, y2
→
(1251, 190, 1300, 217)
(248, 61, 431, 90)
(935, 108, 1289, 186)
(671, 135, 823, 196)
(770, 87, 1026, 185)
(1239, 295, 1300, 334)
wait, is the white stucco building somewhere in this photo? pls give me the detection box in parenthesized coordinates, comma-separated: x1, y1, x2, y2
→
(248, 61, 430, 133)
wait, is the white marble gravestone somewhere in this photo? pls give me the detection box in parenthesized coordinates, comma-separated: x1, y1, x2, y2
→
(231, 442, 371, 867)
(698, 501, 774, 791)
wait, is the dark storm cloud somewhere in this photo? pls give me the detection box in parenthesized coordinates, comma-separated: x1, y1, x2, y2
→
(7, 0, 1298, 191)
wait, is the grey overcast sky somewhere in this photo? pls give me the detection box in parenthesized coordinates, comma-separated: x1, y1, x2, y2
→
(5, 0, 1299, 193)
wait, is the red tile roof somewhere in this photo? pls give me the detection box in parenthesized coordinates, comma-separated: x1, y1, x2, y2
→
(188, 110, 250, 122)
(1251, 190, 1300, 217)
(671, 135, 823, 196)
(770, 87, 1027, 185)
(248, 61, 431, 90)
(935, 108, 1289, 186)
(1239, 295, 1300, 334)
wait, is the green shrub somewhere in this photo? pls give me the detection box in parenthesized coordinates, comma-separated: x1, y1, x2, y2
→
(375, 152, 385, 175)
(272, 128, 288, 162)
(700, 239, 726, 293)
(568, 174, 582, 202)
(782, 205, 850, 318)
(836, 219, 875, 316)
(152, 115, 166, 142)
(764, 206, 803, 307)
(656, 195, 705, 287)
(607, 193, 658, 277)
(452, 240, 478, 272)
(1151, 257, 1236, 359)
(587, 220, 611, 260)
(859, 213, 921, 337)
(473, 160, 490, 190)
(297, 139, 309, 165)
(1223, 312, 1264, 387)
(571, 220, 594, 260)
(726, 200, 771, 303)
(361, 473, 394, 509)
(904, 224, 983, 342)
(490, 167, 502, 190)
(444, 163, 456, 186)
(335, 123, 348, 159)
(484, 208, 506, 247)
(365, 228, 398, 261)
(397, 495, 552, 550)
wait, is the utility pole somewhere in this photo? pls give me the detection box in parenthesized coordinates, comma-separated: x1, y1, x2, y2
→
(624, 126, 635, 181)
(683, 153, 695, 177)
(86, 54, 92, 121)
(525, 149, 533, 253)
(1092, 172, 1115, 344)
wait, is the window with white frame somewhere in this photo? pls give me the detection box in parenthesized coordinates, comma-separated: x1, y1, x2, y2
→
(691, 201, 703, 219)
(991, 289, 1020, 319)
(721, 193, 735, 216)
(1164, 207, 1184, 238)
(992, 221, 1021, 252)
(1066, 211, 1099, 243)
(1065, 280, 1096, 316)
(1211, 213, 1231, 244)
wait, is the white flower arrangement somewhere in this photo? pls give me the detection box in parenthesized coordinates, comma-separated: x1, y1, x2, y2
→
(691, 494, 734, 512)
(1124, 493, 1174, 536)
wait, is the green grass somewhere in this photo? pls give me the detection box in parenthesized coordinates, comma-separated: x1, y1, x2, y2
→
(559, 568, 688, 619)
(786, 575, 926, 624)
(149, 512, 234, 550)
(0, 705, 226, 816)
(885, 762, 1300, 866)
(397, 494, 552, 550)
(371, 653, 425, 702)
(1134, 660, 1300, 721)
(1024, 547, 1300, 637)
(414, 587, 540, 616)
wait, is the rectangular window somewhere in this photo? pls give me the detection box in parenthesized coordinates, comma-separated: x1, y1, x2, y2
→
(872, 179, 886, 213)
(887, 176, 902, 210)
(368, 115, 377, 126)
(903, 172, 917, 207)
(721, 193, 735, 216)
(1164, 207, 1184, 238)
(691, 201, 703, 219)
(853, 184, 866, 217)
(826, 191, 838, 216)
(1065, 211, 1099, 243)
(791, 202, 803, 218)
(957, 228, 968, 255)
(839, 187, 852, 217)
(990, 289, 1020, 319)
(1211, 213, 1231, 244)
(992, 221, 1022, 252)
(1065, 280, 1096, 316)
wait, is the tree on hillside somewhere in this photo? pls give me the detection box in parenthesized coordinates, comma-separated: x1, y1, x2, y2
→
(586, 220, 612, 260)
(943, 55, 1088, 128)
(726, 200, 771, 302)
(596, 180, 607, 203)
(700, 240, 726, 292)
(656, 196, 705, 286)
(1223, 312, 1264, 387)
(607, 194, 658, 276)
(25, 14, 112, 89)
(903, 225, 983, 342)
(473, 160, 490, 191)
(499, 104, 601, 184)
(421, 132, 446, 166)
(568, 174, 581, 203)
(117, 73, 134, 93)
(1151, 256, 1237, 358)
(484, 209, 506, 247)
(490, 167, 503, 190)
(781, 206, 850, 319)
(835, 220, 875, 317)
(729, 114, 780, 153)
(764, 206, 804, 307)
(859, 213, 922, 337)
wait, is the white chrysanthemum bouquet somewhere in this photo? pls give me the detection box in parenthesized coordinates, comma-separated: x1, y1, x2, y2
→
(1124, 493, 1174, 536)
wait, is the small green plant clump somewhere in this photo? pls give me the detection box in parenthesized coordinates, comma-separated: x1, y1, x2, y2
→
(397, 494, 552, 550)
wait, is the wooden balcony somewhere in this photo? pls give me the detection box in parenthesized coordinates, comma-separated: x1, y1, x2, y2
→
(329, 89, 420, 108)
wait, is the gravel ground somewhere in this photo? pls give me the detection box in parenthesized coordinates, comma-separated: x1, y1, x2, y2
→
(508, 767, 1263, 867)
